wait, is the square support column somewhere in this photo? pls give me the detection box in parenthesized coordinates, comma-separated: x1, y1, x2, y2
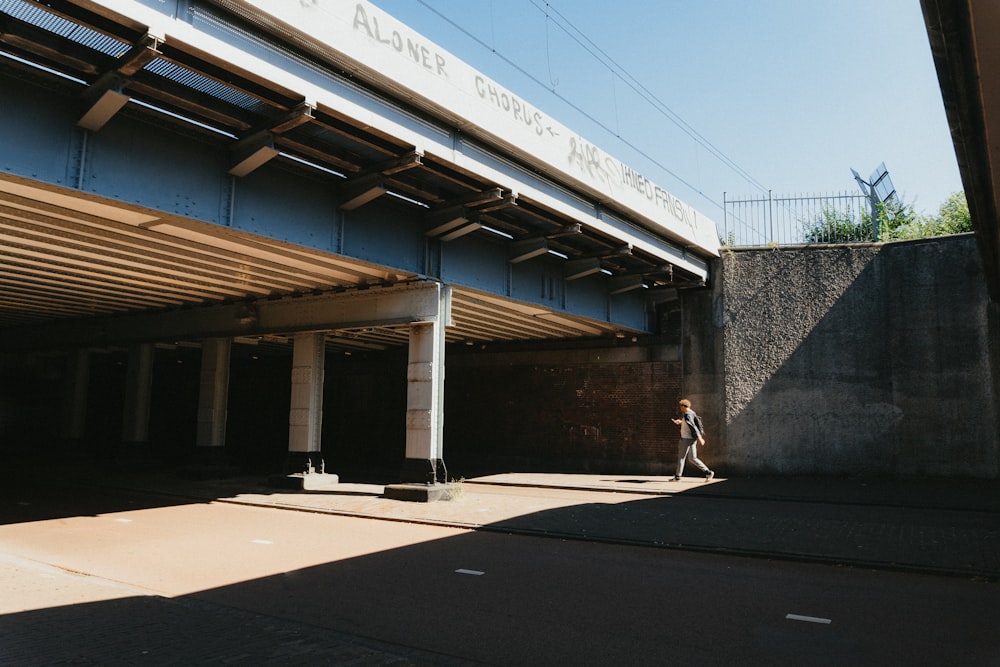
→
(60, 348, 91, 443)
(399, 318, 447, 484)
(285, 331, 326, 475)
(180, 338, 239, 479)
(384, 284, 454, 498)
(121, 343, 153, 447)
(195, 338, 231, 462)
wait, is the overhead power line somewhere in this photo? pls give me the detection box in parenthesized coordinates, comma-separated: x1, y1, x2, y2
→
(533, 0, 770, 195)
(411, 0, 770, 210)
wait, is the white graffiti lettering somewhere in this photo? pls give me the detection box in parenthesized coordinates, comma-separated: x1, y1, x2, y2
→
(621, 164, 655, 200)
(650, 178, 695, 227)
(566, 136, 615, 192)
(475, 76, 546, 136)
(354, 4, 447, 76)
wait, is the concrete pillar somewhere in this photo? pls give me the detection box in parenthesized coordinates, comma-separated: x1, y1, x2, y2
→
(285, 331, 325, 474)
(60, 348, 90, 442)
(195, 338, 231, 463)
(400, 319, 447, 484)
(121, 343, 153, 446)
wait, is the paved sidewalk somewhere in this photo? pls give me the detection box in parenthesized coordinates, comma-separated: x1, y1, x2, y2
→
(0, 554, 473, 667)
(78, 467, 1000, 579)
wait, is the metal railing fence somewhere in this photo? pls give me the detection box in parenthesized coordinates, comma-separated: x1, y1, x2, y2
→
(722, 191, 873, 246)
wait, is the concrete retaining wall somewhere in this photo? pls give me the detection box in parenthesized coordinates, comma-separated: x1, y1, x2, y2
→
(711, 234, 999, 477)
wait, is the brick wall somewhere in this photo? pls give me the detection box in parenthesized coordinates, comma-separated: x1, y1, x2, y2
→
(444, 353, 680, 475)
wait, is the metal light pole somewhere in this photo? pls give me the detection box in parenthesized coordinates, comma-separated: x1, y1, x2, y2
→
(851, 168, 880, 241)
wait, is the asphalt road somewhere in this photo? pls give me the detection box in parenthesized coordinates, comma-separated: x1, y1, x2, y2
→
(2, 484, 999, 666)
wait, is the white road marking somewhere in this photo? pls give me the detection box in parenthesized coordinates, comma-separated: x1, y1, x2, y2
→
(455, 569, 485, 576)
(114, 518, 133, 523)
(786, 613, 832, 625)
(251, 539, 273, 545)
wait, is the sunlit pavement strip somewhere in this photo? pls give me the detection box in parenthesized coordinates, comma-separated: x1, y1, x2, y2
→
(251, 539, 273, 545)
(0, 553, 159, 613)
(786, 613, 832, 625)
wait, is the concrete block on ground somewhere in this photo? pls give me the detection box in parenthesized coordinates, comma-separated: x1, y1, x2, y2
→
(267, 472, 340, 490)
(383, 483, 455, 502)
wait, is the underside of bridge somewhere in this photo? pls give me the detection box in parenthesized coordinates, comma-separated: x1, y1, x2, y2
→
(0, 1, 719, 489)
(0, 0, 711, 354)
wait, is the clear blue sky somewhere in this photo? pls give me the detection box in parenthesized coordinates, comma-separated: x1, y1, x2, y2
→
(369, 0, 962, 222)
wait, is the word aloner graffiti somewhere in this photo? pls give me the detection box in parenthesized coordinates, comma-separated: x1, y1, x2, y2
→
(352, 3, 447, 76)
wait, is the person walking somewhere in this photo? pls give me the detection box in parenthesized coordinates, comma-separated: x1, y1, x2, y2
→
(671, 399, 714, 482)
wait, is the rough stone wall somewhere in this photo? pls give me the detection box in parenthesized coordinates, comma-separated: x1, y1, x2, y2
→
(715, 234, 998, 477)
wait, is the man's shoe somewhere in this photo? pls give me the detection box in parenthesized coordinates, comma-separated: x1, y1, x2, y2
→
(672, 476, 681, 482)
(705, 470, 715, 481)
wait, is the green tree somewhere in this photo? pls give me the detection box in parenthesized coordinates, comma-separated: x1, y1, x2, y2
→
(872, 198, 928, 241)
(876, 192, 970, 240)
(801, 206, 870, 243)
(800, 192, 970, 244)
(935, 191, 972, 234)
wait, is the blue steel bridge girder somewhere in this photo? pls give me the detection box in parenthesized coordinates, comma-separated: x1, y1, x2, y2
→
(0, 0, 710, 349)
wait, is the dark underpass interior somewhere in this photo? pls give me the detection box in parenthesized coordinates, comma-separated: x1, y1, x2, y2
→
(2, 331, 683, 482)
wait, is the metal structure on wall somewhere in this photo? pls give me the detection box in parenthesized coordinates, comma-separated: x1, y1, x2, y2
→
(0, 0, 719, 354)
(852, 163, 897, 242)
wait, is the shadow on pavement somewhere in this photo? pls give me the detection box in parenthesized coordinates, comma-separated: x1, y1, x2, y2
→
(3, 461, 1000, 665)
(3, 508, 1000, 665)
(0, 469, 204, 527)
(0, 586, 476, 666)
